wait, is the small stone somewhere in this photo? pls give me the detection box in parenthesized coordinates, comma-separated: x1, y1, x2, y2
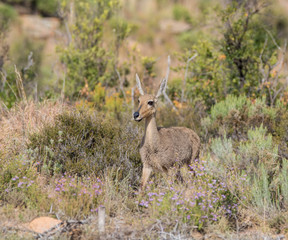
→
(27, 216, 62, 234)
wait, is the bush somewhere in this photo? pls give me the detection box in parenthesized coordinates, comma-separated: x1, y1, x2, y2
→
(178, 1, 288, 109)
(28, 110, 142, 185)
(205, 96, 288, 220)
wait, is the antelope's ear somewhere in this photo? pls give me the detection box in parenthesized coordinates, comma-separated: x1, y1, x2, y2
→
(136, 73, 145, 95)
(155, 77, 167, 99)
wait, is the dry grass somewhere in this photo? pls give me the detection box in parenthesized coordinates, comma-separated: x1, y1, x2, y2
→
(0, 100, 69, 158)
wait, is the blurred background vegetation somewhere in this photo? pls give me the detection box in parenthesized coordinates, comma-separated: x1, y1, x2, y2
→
(1, 0, 288, 238)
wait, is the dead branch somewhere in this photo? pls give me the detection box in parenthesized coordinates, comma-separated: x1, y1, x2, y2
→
(0, 69, 7, 92)
(115, 67, 126, 99)
(181, 53, 198, 103)
(162, 55, 177, 110)
(259, 33, 287, 105)
(23, 52, 34, 71)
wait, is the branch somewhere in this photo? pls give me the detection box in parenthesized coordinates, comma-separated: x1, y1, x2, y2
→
(259, 36, 268, 84)
(163, 55, 177, 111)
(181, 53, 198, 103)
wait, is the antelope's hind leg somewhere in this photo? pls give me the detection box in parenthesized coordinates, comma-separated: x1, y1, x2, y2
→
(176, 169, 184, 183)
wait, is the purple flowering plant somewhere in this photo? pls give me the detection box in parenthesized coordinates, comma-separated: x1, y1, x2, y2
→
(135, 158, 246, 229)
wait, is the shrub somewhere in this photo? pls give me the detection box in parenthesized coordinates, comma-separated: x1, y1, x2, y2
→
(28, 110, 142, 185)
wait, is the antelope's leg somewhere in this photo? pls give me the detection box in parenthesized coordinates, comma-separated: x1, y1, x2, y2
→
(141, 166, 152, 191)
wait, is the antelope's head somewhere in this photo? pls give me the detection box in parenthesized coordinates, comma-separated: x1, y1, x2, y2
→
(133, 74, 167, 122)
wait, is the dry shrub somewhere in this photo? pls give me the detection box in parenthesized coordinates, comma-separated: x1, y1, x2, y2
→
(27, 109, 142, 184)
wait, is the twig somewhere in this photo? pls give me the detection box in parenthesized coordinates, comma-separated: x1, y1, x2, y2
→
(23, 52, 34, 71)
(14, 65, 27, 105)
(131, 86, 135, 116)
(0, 69, 7, 91)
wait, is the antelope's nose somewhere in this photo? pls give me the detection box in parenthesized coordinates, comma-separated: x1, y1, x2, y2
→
(133, 112, 139, 119)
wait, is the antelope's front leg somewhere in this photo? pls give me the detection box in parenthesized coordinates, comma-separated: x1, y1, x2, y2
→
(140, 165, 152, 191)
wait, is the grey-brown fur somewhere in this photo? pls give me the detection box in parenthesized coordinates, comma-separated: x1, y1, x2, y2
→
(140, 126, 200, 172)
(134, 75, 200, 190)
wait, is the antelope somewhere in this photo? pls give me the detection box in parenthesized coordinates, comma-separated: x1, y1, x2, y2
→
(133, 74, 200, 190)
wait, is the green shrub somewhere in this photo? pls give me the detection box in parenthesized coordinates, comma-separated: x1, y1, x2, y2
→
(201, 95, 285, 141)
(36, 0, 58, 16)
(178, 1, 288, 109)
(173, 4, 191, 23)
(59, 0, 132, 97)
(205, 95, 288, 221)
(0, 3, 17, 27)
(28, 110, 142, 185)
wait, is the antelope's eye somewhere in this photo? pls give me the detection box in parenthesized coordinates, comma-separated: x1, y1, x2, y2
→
(138, 99, 140, 103)
(148, 101, 154, 106)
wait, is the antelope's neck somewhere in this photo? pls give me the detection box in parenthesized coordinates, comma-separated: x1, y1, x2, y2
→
(144, 114, 160, 148)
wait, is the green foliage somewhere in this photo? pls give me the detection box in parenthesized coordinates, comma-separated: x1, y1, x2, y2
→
(28, 110, 142, 185)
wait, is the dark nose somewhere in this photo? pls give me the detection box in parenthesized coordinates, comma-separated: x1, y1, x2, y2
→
(133, 112, 139, 119)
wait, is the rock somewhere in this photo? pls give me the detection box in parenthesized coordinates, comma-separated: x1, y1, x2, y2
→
(159, 19, 191, 34)
(26, 216, 62, 234)
(20, 15, 60, 39)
